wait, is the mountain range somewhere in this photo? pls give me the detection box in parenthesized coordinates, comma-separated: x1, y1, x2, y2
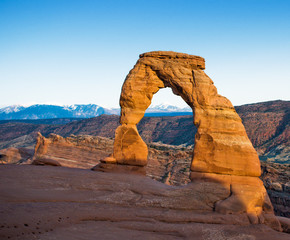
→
(0, 103, 193, 120)
(0, 104, 115, 120)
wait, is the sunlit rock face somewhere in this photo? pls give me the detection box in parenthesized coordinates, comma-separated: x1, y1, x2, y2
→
(101, 51, 281, 231)
(108, 51, 260, 177)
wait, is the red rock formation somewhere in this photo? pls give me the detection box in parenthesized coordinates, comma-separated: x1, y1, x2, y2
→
(30, 134, 289, 221)
(0, 147, 33, 164)
(100, 51, 281, 230)
(4, 51, 283, 231)
(33, 132, 113, 168)
(236, 100, 290, 163)
(0, 147, 22, 164)
(106, 51, 261, 177)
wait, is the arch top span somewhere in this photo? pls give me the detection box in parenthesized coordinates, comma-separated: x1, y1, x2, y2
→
(105, 51, 261, 178)
(139, 51, 205, 69)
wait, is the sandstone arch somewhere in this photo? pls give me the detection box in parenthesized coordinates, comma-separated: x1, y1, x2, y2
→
(105, 51, 261, 177)
(99, 51, 281, 229)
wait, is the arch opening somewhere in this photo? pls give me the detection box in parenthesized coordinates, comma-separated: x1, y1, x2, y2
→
(137, 87, 197, 185)
(146, 87, 191, 111)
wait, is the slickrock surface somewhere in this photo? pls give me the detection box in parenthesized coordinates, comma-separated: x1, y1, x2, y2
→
(26, 134, 290, 220)
(0, 165, 289, 240)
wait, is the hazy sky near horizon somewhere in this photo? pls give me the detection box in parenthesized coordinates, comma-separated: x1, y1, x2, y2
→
(0, 0, 289, 108)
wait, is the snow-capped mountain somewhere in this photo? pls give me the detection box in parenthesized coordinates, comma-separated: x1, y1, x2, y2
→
(62, 104, 106, 118)
(0, 103, 192, 120)
(146, 103, 191, 113)
(0, 104, 106, 120)
(0, 105, 26, 114)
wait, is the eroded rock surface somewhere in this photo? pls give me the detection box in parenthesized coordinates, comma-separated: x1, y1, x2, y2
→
(108, 51, 261, 178)
(29, 134, 290, 221)
(0, 165, 289, 240)
(236, 100, 290, 164)
(33, 132, 113, 168)
(101, 51, 279, 229)
(0, 147, 33, 164)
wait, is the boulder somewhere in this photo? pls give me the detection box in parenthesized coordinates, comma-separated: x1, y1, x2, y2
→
(0, 147, 33, 164)
(0, 147, 21, 164)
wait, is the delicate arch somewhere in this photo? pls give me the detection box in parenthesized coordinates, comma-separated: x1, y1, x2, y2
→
(105, 51, 261, 177)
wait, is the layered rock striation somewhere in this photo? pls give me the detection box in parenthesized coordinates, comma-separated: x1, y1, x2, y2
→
(33, 133, 113, 168)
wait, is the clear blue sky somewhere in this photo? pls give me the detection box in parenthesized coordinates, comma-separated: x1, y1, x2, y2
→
(0, 0, 289, 108)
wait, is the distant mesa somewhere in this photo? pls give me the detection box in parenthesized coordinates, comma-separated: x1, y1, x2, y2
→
(99, 51, 282, 230)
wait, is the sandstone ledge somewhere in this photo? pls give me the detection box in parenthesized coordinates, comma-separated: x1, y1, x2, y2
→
(1, 165, 288, 240)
